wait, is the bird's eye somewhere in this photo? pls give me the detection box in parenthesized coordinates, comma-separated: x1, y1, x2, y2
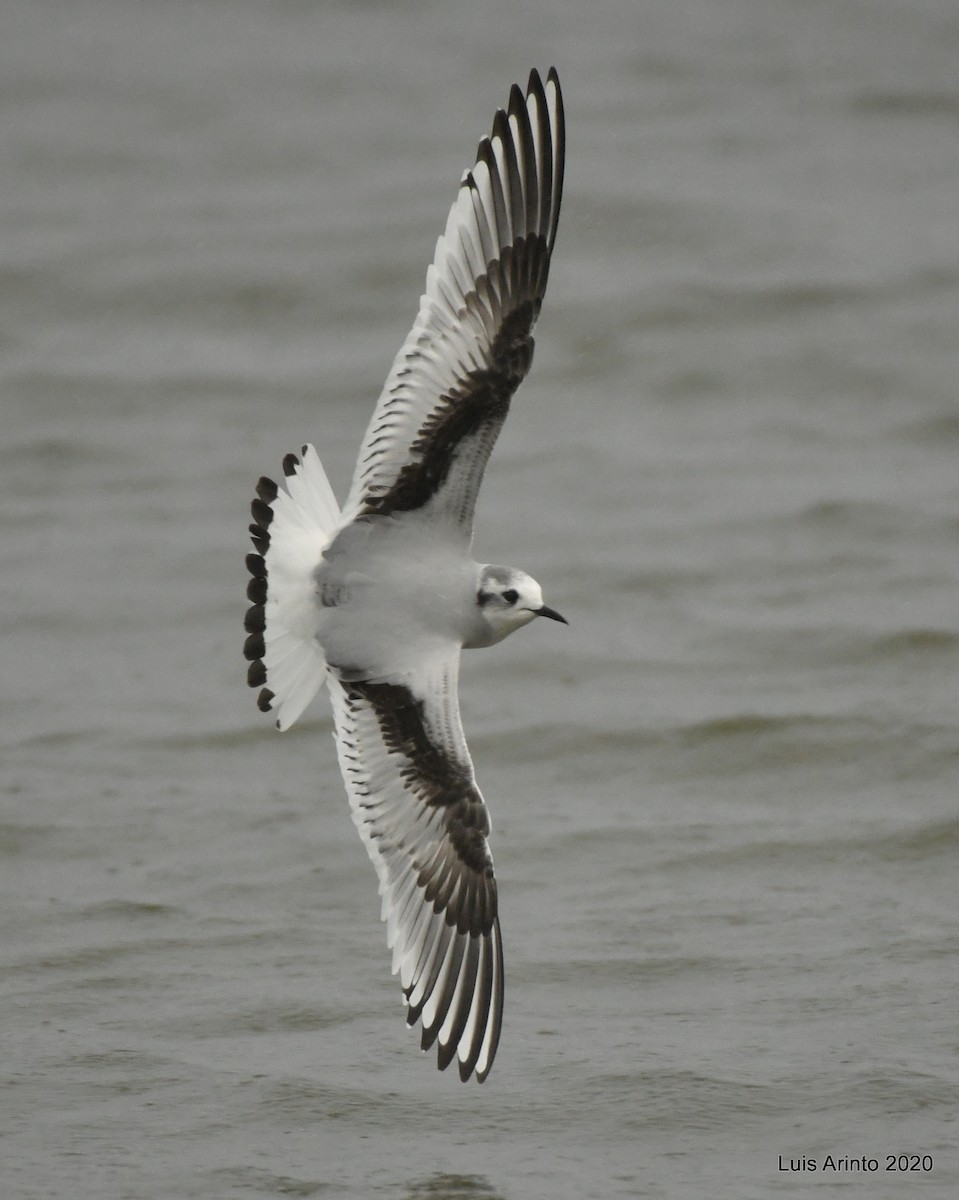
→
(502, 588, 519, 605)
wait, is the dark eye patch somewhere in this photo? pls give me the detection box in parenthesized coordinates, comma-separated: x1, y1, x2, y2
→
(502, 588, 519, 605)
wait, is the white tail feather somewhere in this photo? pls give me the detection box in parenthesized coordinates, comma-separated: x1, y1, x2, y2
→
(244, 444, 341, 730)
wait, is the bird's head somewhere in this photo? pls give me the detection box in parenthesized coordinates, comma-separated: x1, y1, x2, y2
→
(469, 564, 567, 647)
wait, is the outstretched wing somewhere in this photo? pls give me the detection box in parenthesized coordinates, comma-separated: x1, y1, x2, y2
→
(327, 652, 503, 1082)
(340, 67, 565, 533)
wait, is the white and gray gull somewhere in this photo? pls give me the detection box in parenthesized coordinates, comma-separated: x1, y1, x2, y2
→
(244, 68, 566, 1082)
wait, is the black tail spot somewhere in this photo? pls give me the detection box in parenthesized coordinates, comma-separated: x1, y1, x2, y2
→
(244, 605, 265, 633)
(249, 524, 270, 554)
(250, 497, 273, 529)
(255, 476, 279, 503)
(244, 631, 265, 662)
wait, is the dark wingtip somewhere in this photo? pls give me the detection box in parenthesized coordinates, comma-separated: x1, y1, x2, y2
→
(491, 105, 510, 145)
(257, 688, 275, 712)
(436, 1036, 458, 1073)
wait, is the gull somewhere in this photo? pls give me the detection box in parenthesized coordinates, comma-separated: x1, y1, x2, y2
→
(243, 68, 566, 1082)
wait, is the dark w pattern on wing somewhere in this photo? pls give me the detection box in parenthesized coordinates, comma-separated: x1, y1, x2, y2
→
(346, 68, 565, 531)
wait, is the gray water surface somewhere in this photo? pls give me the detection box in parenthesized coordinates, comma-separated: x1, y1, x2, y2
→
(4, 1, 959, 1197)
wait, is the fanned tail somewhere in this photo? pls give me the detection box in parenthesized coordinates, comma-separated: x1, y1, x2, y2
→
(243, 443, 340, 730)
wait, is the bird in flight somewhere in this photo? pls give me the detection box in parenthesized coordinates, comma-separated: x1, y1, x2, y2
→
(244, 68, 566, 1082)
